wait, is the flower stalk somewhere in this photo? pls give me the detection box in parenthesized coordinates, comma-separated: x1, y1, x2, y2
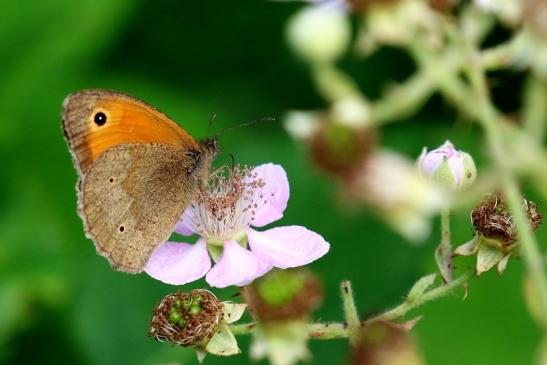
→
(435, 208, 453, 283)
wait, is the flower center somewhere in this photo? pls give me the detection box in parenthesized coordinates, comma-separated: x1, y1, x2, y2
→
(183, 165, 267, 241)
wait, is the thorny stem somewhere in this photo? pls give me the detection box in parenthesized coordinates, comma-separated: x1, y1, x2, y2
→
(229, 272, 473, 339)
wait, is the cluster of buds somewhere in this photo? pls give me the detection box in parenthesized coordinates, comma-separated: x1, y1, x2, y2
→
(149, 289, 246, 359)
(242, 269, 323, 365)
(455, 194, 543, 275)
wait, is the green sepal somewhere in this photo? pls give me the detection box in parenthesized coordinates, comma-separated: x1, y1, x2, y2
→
(204, 323, 240, 356)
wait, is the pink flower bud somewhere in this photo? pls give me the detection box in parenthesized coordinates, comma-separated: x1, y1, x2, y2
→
(418, 140, 476, 191)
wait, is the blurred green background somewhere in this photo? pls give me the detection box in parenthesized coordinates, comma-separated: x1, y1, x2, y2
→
(0, 1, 541, 364)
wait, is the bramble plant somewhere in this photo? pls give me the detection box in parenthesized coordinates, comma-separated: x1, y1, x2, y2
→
(144, 1, 547, 364)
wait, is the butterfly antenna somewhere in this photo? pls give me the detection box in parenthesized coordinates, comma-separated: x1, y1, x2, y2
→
(208, 113, 217, 135)
(227, 152, 235, 169)
(217, 116, 276, 136)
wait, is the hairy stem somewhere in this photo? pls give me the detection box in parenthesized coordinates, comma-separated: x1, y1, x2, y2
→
(229, 272, 474, 339)
(364, 270, 474, 324)
(341, 280, 360, 345)
(436, 208, 453, 283)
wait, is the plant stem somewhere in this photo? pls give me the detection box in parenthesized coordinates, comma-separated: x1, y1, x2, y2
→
(463, 40, 547, 328)
(364, 270, 474, 324)
(503, 177, 547, 329)
(229, 272, 474, 339)
(341, 280, 360, 345)
(522, 73, 547, 143)
(371, 69, 436, 124)
(436, 208, 453, 283)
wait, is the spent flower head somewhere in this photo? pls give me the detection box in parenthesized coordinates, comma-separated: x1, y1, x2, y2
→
(455, 193, 543, 275)
(149, 289, 247, 358)
(145, 163, 330, 288)
(418, 140, 476, 192)
(149, 289, 224, 347)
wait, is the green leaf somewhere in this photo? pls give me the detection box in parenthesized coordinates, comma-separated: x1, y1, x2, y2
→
(407, 273, 437, 303)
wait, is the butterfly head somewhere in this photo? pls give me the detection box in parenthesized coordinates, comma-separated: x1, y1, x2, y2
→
(201, 136, 219, 160)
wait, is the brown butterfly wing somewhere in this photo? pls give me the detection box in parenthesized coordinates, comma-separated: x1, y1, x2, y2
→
(79, 142, 206, 273)
(62, 89, 200, 172)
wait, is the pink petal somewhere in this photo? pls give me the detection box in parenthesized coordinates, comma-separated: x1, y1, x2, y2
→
(174, 208, 195, 236)
(249, 163, 290, 227)
(175, 221, 194, 236)
(447, 155, 464, 185)
(419, 149, 444, 176)
(205, 240, 273, 288)
(144, 238, 210, 285)
(247, 226, 330, 269)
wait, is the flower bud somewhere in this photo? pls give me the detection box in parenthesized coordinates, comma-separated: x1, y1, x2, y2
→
(287, 4, 351, 64)
(418, 140, 476, 192)
(242, 269, 323, 322)
(284, 111, 322, 141)
(351, 321, 426, 365)
(354, 0, 440, 53)
(149, 289, 223, 347)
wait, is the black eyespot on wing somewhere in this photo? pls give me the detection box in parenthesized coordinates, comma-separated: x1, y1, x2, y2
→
(109, 178, 114, 183)
(119, 226, 125, 232)
(94, 112, 107, 126)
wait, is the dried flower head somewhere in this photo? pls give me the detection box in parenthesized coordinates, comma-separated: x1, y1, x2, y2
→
(351, 321, 425, 365)
(149, 289, 223, 347)
(242, 269, 323, 322)
(455, 193, 544, 275)
(471, 194, 543, 248)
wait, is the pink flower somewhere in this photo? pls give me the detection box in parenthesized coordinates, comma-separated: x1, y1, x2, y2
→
(145, 163, 330, 288)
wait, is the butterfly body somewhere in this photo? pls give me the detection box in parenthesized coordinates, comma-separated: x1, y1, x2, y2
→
(62, 90, 217, 273)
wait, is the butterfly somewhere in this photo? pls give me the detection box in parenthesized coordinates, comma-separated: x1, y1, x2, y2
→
(62, 89, 217, 273)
